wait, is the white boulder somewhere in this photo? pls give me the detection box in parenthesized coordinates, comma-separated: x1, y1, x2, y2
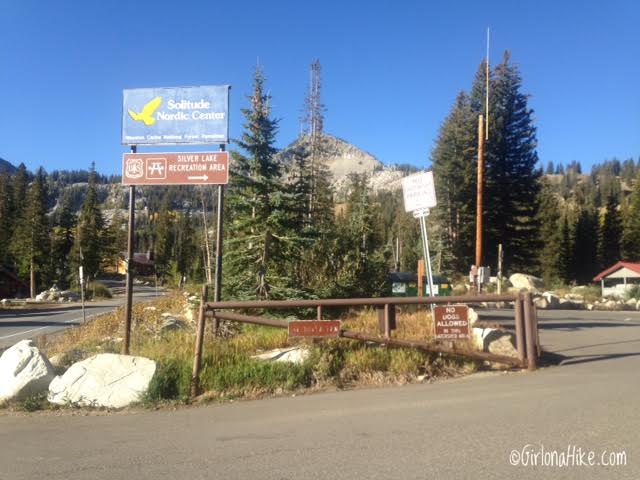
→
(0, 340, 55, 403)
(542, 292, 560, 309)
(508, 273, 544, 292)
(251, 347, 310, 365)
(48, 354, 156, 408)
(472, 328, 518, 357)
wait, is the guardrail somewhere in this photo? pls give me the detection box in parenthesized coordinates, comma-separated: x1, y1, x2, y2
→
(190, 289, 540, 397)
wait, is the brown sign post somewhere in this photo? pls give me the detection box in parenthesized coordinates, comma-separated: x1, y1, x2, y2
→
(434, 305, 470, 341)
(122, 151, 229, 185)
(288, 320, 341, 338)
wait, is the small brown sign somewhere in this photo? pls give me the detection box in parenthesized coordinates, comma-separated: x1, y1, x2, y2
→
(122, 151, 228, 185)
(288, 320, 341, 338)
(434, 305, 469, 341)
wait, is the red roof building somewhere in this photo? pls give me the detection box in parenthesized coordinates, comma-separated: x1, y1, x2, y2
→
(593, 261, 640, 298)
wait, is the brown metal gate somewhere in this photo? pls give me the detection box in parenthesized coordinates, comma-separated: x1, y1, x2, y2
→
(190, 290, 540, 397)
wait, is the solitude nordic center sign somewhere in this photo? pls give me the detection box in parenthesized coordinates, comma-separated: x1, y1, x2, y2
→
(122, 85, 229, 145)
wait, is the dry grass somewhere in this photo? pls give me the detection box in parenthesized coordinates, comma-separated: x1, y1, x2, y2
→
(37, 293, 481, 407)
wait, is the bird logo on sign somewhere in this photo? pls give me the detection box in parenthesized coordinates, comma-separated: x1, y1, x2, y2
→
(128, 96, 162, 126)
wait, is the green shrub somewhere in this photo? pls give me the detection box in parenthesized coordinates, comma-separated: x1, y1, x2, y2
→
(87, 281, 112, 299)
(625, 285, 640, 301)
(145, 357, 192, 402)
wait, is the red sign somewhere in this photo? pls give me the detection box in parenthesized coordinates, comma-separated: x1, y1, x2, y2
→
(434, 305, 470, 341)
(122, 151, 228, 185)
(288, 320, 341, 338)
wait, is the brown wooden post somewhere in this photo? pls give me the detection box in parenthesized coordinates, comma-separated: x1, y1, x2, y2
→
(514, 293, 526, 363)
(475, 114, 485, 271)
(384, 304, 391, 339)
(377, 306, 385, 334)
(317, 305, 323, 321)
(523, 292, 537, 371)
(190, 284, 208, 398)
(417, 259, 425, 297)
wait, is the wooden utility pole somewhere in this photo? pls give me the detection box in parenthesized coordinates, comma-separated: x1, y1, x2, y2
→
(475, 114, 485, 270)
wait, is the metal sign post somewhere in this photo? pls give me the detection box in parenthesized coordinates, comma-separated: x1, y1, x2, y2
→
(414, 209, 436, 314)
(213, 144, 226, 303)
(79, 266, 86, 324)
(402, 170, 438, 315)
(122, 145, 136, 355)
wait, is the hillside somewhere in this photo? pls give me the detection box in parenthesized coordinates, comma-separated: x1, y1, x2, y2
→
(277, 134, 414, 196)
(0, 158, 16, 174)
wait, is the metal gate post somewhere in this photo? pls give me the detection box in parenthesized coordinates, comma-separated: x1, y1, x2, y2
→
(523, 292, 537, 371)
(514, 293, 526, 363)
(191, 284, 208, 398)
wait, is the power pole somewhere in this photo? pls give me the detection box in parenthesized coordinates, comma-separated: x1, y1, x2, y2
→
(475, 114, 485, 271)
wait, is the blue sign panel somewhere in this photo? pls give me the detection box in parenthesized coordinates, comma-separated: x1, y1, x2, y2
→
(122, 85, 229, 145)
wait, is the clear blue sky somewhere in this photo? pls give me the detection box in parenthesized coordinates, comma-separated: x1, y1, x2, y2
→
(1, 0, 638, 175)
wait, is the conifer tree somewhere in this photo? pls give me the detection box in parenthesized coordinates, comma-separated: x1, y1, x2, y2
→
(599, 195, 622, 268)
(0, 173, 14, 267)
(557, 214, 574, 284)
(537, 182, 562, 285)
(481, 52, 541, 271)
(72, 164, 105, 280)
(573, 207, 599, 283)
(224, 66, 306, 300)
(51, 192, 76, 287)
(621, 171, 640, 261)
(431, 91, 477, 274)
(11, 167, 51, 296)
(433, 52, 541, 274)
(154, 193, 174, 281)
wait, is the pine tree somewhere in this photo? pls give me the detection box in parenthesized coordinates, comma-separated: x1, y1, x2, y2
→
(481, 51, 541, 271)
(50, 192, 76, 288)
(433, 52, 541, 274)
(154, 193, 174, 281)
(0, 173, 14, 267)
(599, 195, 622, 268)
(300, 59, 334, 229)
(537, 182, 562, 285)
(621, 171, 640, 261)
(545, 161, 555, 175)
(175, 210, 198, 283)
(73, 164, 105, 280)
(11, 167, 51, 296)
(11, 163, 29, 221)
(431, 91, 477, 274)
(557, 214, 574, 284)
(573, 207, 599, 283)
(224, 66, 306, 300)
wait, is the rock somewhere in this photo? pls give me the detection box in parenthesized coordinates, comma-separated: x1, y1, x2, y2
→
(468, 307, 479, 327)
(587, 303, 594, 311)
(251, 347, 310, 365)
(508, 273, 543, 292)
(471, 328, 518, 357)
(48, 349, 88, 369)
(625, 298, 637, 308)
(542, 292, 560, 309)
(0, 340, 55, 403)
(533, 297, 549, 309)
(35, 292, 46, 302)
(159, 316, 186, 333)
(143, 306, 157, 311)
(48, 354, 156, 408)
(558, 298, 584, 310)
(1, 298, 9, 305)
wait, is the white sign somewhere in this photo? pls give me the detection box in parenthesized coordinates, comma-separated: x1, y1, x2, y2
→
(402, 171, 437, 212)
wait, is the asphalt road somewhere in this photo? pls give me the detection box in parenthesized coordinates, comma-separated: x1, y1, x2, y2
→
(0, 285, 162, 350)
(1, 308, 639, 479)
